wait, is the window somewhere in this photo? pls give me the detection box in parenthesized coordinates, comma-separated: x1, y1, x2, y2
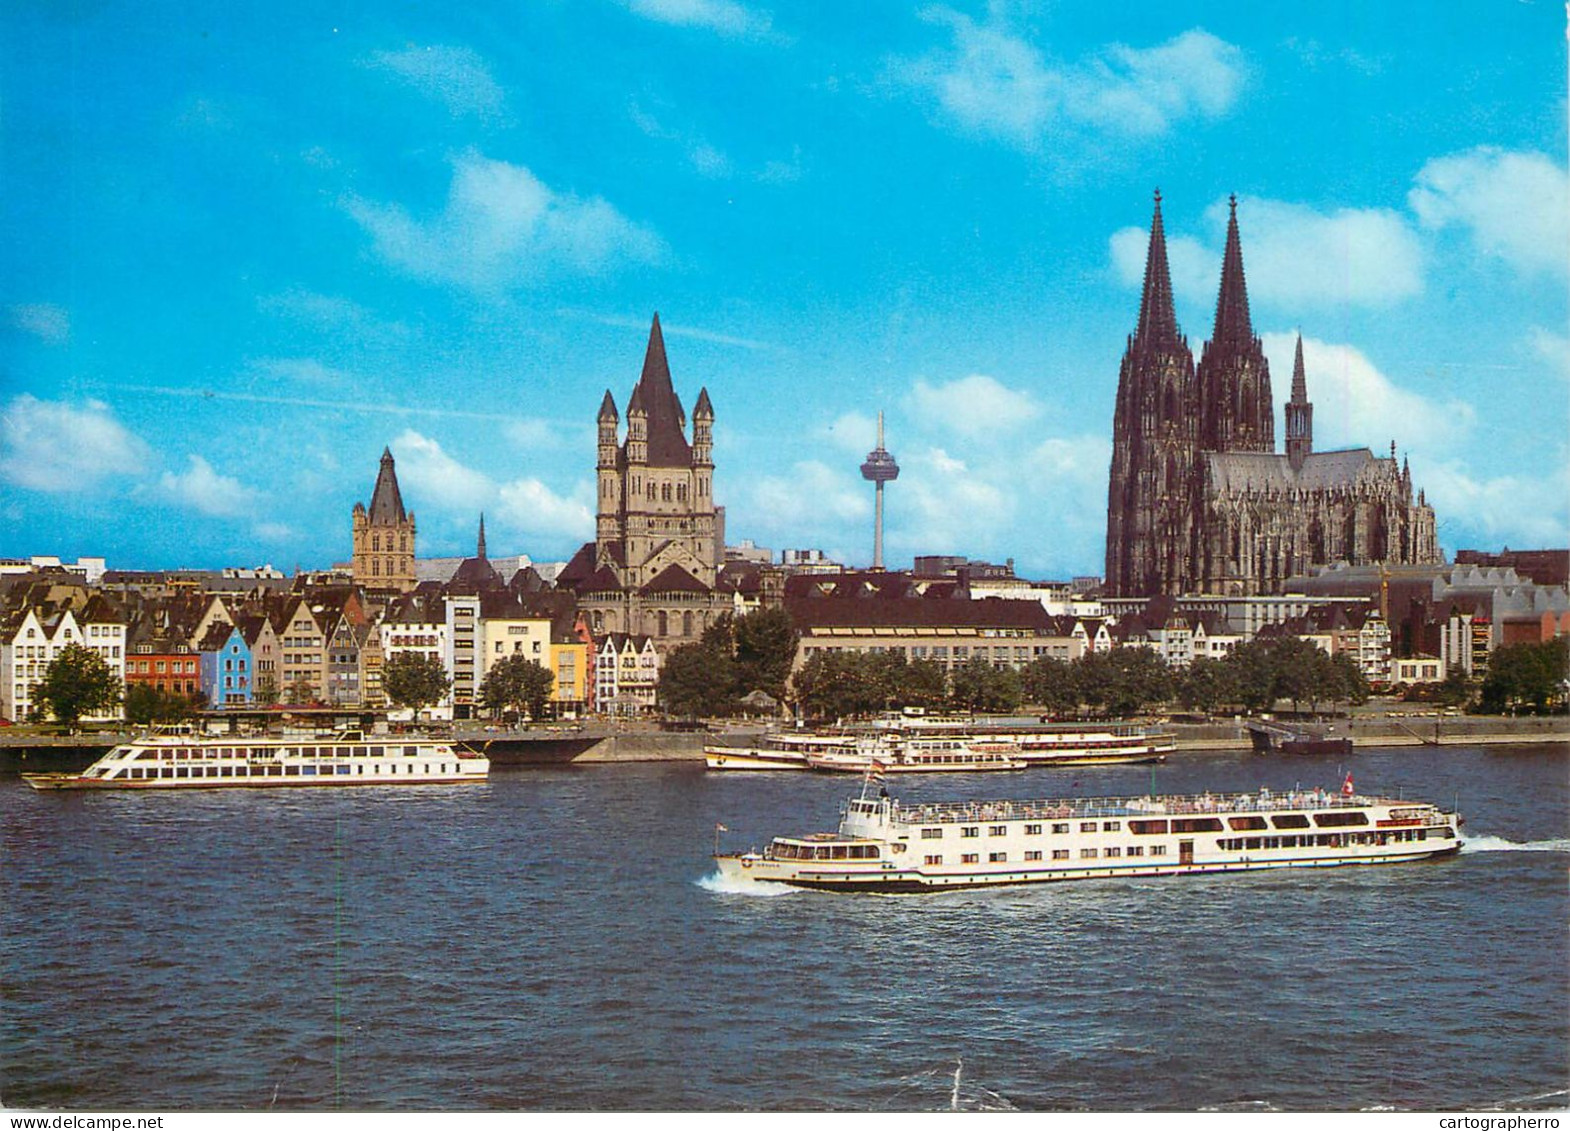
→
(1150, 845, 1168, 856)
(1052, 849, 1069, 860)
(961, 853, 979, 864)
(1080, 848, 1098, 859)
(1024, 850, 1043, 862)
(1024, 824, 1042, 835)
(988, 852, 1006, 863)
(989, 825, 1006, 836)
(921, 828, 943, 840)
(961, 826, 979, 838)
(1127, 845, 1144, 857)
(1105, 847, 1121, 858)
(924, 855, 943, 866)
(1080, 822, 1097, 833)
(1051, 822, 1069, 834)
(1102, 821, 1121, 832)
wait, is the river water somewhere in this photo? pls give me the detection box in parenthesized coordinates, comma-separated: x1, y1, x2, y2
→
(2, 742, 1565, 1112)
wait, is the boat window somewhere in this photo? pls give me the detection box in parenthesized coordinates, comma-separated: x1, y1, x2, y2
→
(831, 846, 848, 860)
(1052, 849, 1069, 860)
(1025, 824, 1042, 835)
(1051, 823, 1069, 834)
(961, 854, 979, 864)
(1170, 818, 1223, 833)
(1127, 845, 1144, 857)
(1313, 812, 1369, 828)
(1228, 816, 1268, 831)
(989, 825, 1006, 836)
(1129, 819, 1168, 834)
(989, 852, 1006, 863)
(961, 827, 979, 838)
(1102, 821, 1121, 832)
(1025, 850, 1042, 861)
(1080, 848, 1098, 858)
(1080, 822, 1097, 833)
(1150, 845, 1168, 856)
(1271, 814, 1310, 829)
(921, 828, 943, 839)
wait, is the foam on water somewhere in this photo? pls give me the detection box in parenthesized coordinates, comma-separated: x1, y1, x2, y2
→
(1460, 834, 1570, 854)
(695, 869, 799, 897)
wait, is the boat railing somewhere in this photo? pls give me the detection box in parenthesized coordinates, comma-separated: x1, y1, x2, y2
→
(892, 789, 1416, 825)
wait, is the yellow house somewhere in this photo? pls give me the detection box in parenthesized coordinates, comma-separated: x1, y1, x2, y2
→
(479, 592, 589, 718)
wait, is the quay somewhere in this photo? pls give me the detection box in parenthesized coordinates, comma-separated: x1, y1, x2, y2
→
(1, 714, 1564, 774)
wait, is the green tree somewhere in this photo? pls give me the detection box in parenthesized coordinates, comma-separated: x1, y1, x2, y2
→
(254, 674, 279, 706)
(1331, 653, 1371, 707)
(34, 643, 121, 727)
(899, 658, 950, 710)
(949, 658, 1023, 712)
(1080, 647, 1174, 717)
(1178, 656, 1239, 715)
(481, 655, 555, 721)
(1480, 639, 1570, 714)
(382, 652, 451, 718)
(285, 676, 317, 706)
(732, 607, 798, 701)
(792, 651, 884, 722)
(1022, 656, 1082, 716)
(1223, 641, 1280, 713)
(124, 684, 203, 725)
(658, 641, 737, 717)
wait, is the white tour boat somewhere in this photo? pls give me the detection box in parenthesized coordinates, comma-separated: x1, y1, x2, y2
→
(870, 711, 1176, 767)
(804, 743, 1027, 774)
(21, 729, 489, 790)
(704, 730, 886, 771)
(713, 775, 1462, 892)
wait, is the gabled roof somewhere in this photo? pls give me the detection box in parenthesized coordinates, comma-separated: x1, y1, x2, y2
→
(581, 566, 626, 594)
(1204, 448, 1387, 494)
(556, 542, 599, 590)
(640, 563, 709, 595)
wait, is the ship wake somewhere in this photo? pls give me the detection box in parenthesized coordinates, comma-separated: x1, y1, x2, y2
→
(1460, 834, 1570, 854)
(695, 870, 798, 897)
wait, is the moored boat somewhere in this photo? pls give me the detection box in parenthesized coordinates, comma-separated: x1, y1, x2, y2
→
(713, 775, 1461, 892)
(805, 742, 1027, 774)
(1247, 720, 1353, 757)
(704, 730, 883, 771)
(21, 728, 488, 790)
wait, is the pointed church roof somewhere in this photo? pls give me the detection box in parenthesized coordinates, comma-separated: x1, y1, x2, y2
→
(476, 514, 487, 560)
(1210, 195, 1256, 350)
(598, 389, 619, 422)
(694, 386, 713, 419)
(1135, 190, 1182, 348)
(1290, 334, 1308, 403)
(367, 447, 407, 525)
(630, 313, 691, 466)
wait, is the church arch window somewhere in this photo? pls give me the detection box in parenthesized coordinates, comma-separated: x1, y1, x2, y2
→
(661, 483, 672, 502)
(1241, 382, 1257, 434)
(372, 534, 381, 552)
(372, 560, 380, 577)
(648, 481, 657, 500)
(677, 482, 688, 503)
(683, 612, 693, 636)
(657, 611, 668, 636)
(1164, 382, 1178, 421)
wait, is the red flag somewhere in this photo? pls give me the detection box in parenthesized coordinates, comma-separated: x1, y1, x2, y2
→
(1341, 772, 1354, 797)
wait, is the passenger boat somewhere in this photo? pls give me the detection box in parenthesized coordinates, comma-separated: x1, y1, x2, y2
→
(704, 730, 884, 771)
(713, 774, 1462, 892)
(870, 711, 1174, 767)
(1247, 720, 1354, 757)
(21, 728, 489, 790)
(805, 743, 1027, 774)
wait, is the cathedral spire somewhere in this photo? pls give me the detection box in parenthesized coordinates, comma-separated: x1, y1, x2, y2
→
(630, 312, 690, 466)
(1290, 333, 1308, 404)
(1135, 189, 1181, 348)
(1211, 194, 1255, 350)
(477, 514, 487, 560)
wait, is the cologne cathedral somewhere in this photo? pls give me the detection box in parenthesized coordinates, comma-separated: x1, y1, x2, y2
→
(1104, 193, 1441, 598)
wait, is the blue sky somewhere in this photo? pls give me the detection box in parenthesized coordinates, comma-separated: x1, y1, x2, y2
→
(3, 1, 1566, 579)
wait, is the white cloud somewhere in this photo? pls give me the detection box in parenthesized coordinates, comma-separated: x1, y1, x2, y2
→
(254, 522, 295, 542)
(156, 455, 260, 518)
(5, 303, 70, 345)
(391, 430, 493, 511)
(821, 411, 881, 455)
(895, 14, 1245, 148)
(889, 445, 1014, 556)
(367, 44, 506, 120)
(1260, 333, 1474, 453)
(250, 357, 351, 386)
(1409, 147, 1569, 277)
(748, 460, 868, 533)
(629, 102, 734, 179)
(1529, 326, 1570, 381)
(494, 478, 595, 542)
(910, 374, 1039, 438)
(1111, 196, 1424, 313)
(345, 151, 663, 290)
(622, 0, 779, 40)
(1420, 458, 1570, 550)
(0, 396, 149, 492)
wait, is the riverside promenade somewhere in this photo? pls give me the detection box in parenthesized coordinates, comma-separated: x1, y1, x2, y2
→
(5, 712, 1565, 769)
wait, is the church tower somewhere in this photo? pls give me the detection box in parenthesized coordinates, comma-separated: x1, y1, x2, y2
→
(1105, 191, 1200, 597)
(351, 447, 417, 591)
(1197, 196, 1274, 453)
(593, 314, 720, 589)
(1285, 334, 1313, 471)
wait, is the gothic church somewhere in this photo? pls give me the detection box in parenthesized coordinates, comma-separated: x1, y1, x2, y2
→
(1105, 193, 1441, 598)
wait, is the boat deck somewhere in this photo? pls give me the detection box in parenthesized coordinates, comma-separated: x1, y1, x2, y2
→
(893, 789, 1398, 825)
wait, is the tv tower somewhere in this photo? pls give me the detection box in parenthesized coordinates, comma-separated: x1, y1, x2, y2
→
(859, 411, 900, 570)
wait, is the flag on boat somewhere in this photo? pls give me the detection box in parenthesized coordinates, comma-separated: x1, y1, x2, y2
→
(715, 823, 729, 832)
(866, 759, 887, 782)
(1341, 772, 1354, 797)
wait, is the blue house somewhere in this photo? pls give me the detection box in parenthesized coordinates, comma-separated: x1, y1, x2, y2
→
(199, 623, 253, 707)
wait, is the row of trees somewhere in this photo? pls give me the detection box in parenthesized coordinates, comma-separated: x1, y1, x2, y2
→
(658, 609, 798, 718)
(785, 637, 1372, 723)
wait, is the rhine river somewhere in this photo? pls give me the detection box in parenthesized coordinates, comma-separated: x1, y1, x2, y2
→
(2, 742, 1566, 1112)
